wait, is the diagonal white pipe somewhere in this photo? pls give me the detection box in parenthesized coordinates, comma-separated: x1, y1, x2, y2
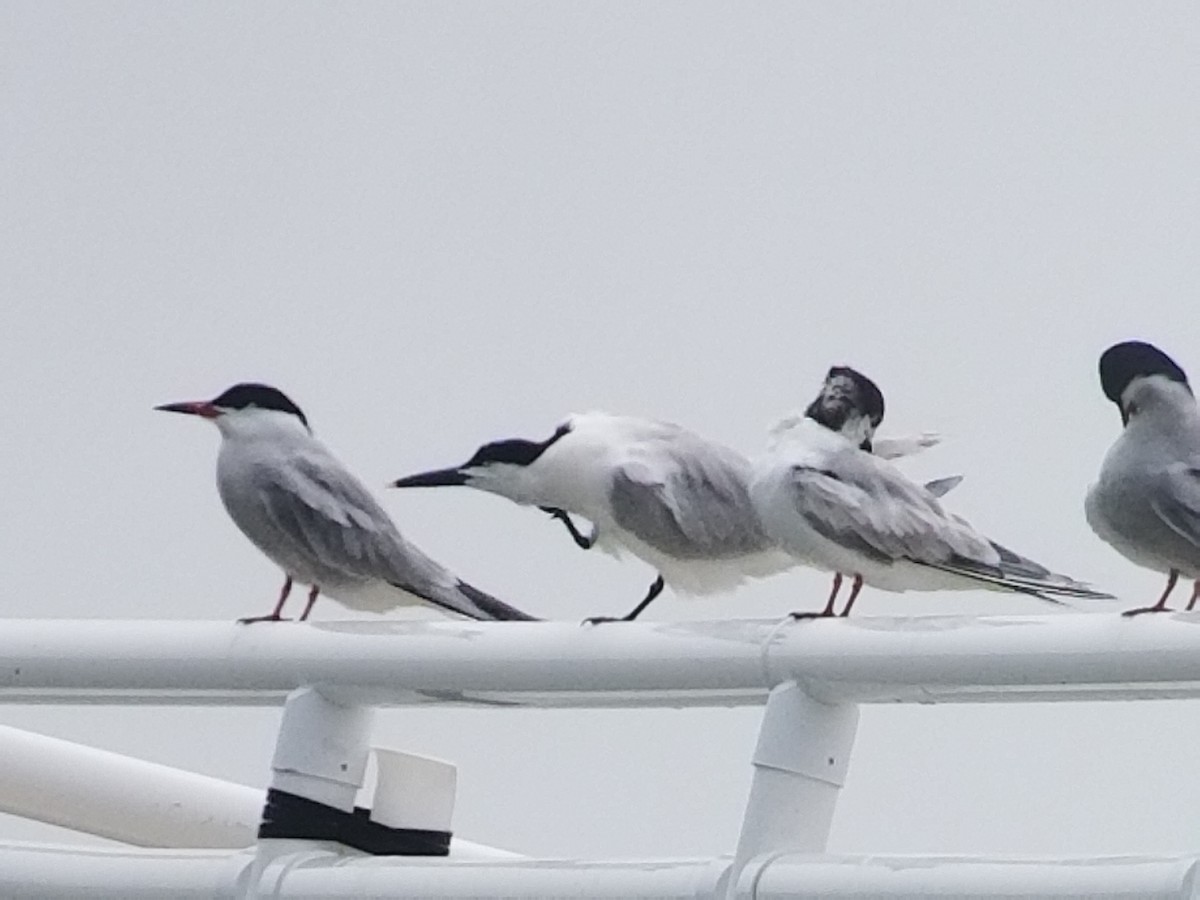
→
(0, 724, 516, 858)
(0, 724, 258, 848)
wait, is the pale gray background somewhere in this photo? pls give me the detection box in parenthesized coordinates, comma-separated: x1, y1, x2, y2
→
(2, 1, 1199, 859)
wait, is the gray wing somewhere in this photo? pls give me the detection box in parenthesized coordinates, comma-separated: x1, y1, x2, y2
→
(609, 434, 771, 559)
(784, 447, 996, 565)
(787, 449, 1110, 599)
(257, 452, 536, 620)
(1150, 463, 1200, 552)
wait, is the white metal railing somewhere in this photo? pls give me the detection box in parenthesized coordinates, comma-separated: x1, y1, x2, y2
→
(1, 844, 1196, 900)
(1, 613, 1199, 707)
(4, 613, 1200, 899)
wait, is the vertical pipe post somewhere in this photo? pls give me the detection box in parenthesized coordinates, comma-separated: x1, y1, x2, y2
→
(267, 687, 375, 811)
(728, 680, 859, 894)
(249, 687, 375, 896)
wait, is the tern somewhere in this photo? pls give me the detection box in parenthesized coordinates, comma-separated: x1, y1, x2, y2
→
(391, 413, 795, 621)
(1086, 341, 1200, 616)
(751, 368, 1111, 616)
(156, 383, 538, 623)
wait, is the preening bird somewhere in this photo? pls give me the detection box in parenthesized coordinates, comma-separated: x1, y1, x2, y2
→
(156, 383, 538, 623)
(752, 367, 1111, 616)
(1086, 341, 1200, 615)
(391, 413, 795, 621)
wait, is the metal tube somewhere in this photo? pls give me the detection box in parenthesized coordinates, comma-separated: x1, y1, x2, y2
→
(0, 844, 253, 900)
(0, 724, 258, 848)
(0, 844, 1195, 899)
(747, 855, 1200, 899)
(0, 725, 516, 859)
(0, 615, 1197, 708)
(264, 855, 728, 899)
(729, 681, 859, 872)
(268, 687, 374, 810)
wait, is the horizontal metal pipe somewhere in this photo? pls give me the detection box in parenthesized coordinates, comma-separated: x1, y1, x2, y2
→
(0, 613, 1198, 708)
(0, 844, 250, 900)
(273, 858, 726, 899)
(748, 855, 1199, 899)
(1, 845, 1193, 900)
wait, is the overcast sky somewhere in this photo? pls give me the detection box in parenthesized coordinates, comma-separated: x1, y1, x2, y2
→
(3, 1, 1200, 860)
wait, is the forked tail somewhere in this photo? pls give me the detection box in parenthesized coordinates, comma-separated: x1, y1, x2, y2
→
(921, 541, 1113, 604)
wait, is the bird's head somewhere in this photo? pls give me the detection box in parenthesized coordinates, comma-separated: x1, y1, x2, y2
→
(155, 383, 311, 438)
(392, 422, 572, 502)
(803, 366, 885, 451)
(1098, 341, 1193, 428)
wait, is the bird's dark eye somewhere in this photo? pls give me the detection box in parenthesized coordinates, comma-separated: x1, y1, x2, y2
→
(1126, 402, 1139, 417)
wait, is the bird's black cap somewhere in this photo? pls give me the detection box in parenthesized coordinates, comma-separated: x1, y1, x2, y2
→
(212, 383, 309, 428)
(1098, 342, 1190, 403)
(805, 366, 886, 432)
(464, 422, 571, 469)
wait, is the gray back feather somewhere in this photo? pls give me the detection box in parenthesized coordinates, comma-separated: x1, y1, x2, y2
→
(261, 453, 426, 584)
(784, 446, 996, 565)
(609, 432, 771, 560)
(231, 450, 535, 620)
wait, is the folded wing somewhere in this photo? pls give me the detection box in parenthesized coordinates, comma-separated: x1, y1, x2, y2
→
(609, 431, 771, 560)
(785, 450, 995, 566)
(1150, 464, 1200, 555)
(784, 447, 1109, 600)
(258, 452, 537, 620)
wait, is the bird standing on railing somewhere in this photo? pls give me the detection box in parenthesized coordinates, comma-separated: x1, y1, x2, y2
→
(156, 383, 538, 623)
(391, 412, 797, 622)
(751, 368, 1111, 617)
(1086, 341, 1200, 616)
